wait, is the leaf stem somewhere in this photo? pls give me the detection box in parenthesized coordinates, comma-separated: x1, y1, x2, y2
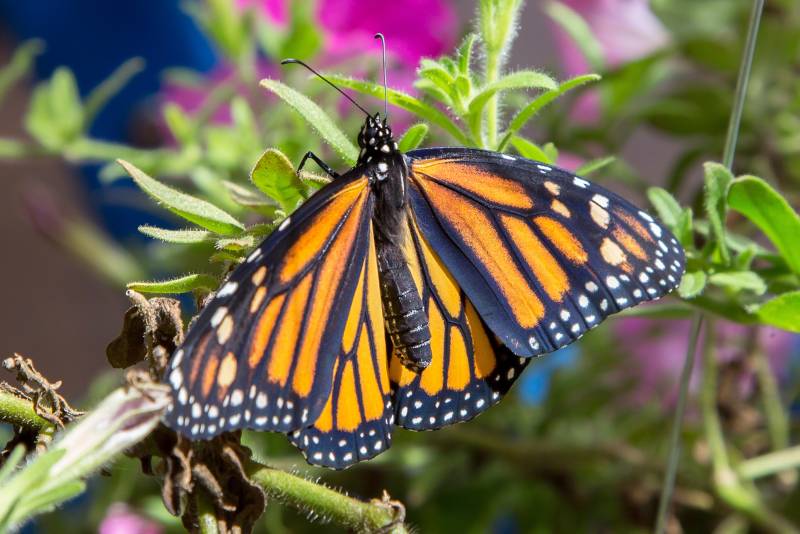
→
(0, 390, 53, 433)
(654, 314, 703, 534)
(721, 0, 764, 170)
(244, 460, 407, 533)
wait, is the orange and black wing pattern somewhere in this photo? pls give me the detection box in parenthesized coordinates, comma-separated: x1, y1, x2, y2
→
(390, 219, 530, 430)
(164, 173, 373, 439)
(288, 230, 394, 468)
(406, 147, 685, 358)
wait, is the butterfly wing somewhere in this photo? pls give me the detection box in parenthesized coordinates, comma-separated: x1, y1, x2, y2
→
(288, 229, 394, 468)
(164, 172, 374, 438)
(390, 218, 530, 430)
(406, 147, 685, 357)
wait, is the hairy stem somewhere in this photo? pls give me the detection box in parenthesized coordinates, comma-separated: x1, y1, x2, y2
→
(245, 460, 407, 534)
(0, 390, 53, 433)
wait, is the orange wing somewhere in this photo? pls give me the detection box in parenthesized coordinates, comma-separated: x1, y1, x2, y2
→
(289, 227, 393, 468)
(164, 175, 374, 439)
(405, 147, 685, 359)
(390, 218, 530, 430)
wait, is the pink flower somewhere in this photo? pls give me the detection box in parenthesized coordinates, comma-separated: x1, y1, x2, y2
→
(165, 0, 457, 126)
(99, 504, 162, 534)
(615, 317, 796, 404)
(551, 0, 670, 121)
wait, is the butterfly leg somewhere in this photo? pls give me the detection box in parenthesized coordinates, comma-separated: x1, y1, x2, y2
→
(297, 151, 340, 179)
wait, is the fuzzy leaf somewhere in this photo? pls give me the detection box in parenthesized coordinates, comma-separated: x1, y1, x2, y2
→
(576, 156, 615, 176)
(260, 78, 358, 164)
(467, 70, 557, 132)
(251, 149, 307, 212)
(498, 74, 601, 151)
(326, 75, 470, 145)
(728, 175, 800, 275)
(647, 187, 683, 228)
(703, 162, 733, 264)
(708, 271, 766, 295)
(510, 136, 553, 164)
(755, 291, 800, 333)
(25, 68, 84, 149)
(119, 159, 245, 235)
(398, 123, 429, 152)
(678, 271, 706, 299)
(222, 180, 280, 217)
(127, 273, 219, 294)
(138, 225, 212, 244)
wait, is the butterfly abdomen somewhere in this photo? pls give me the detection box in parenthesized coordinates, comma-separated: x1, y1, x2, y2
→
(376, 236, 432, 373)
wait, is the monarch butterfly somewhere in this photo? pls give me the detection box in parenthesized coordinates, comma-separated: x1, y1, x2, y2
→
(163, 36, 685, 469)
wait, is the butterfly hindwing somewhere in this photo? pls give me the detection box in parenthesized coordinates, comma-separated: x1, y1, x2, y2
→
(406, 147, 685, 358)
(289, 228, 394, 468)
(164, 173, 373, 438)
(390, 218, 530, 431)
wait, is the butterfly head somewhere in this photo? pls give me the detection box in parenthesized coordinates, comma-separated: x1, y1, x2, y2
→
(357, 113, 399, 180)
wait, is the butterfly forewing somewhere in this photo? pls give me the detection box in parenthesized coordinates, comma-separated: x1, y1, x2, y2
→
(289, 228, 394, 468)
(164, 173, 374, 438)
(406, 147, 685, 358)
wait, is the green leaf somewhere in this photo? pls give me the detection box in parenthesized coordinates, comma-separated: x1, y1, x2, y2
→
(497, 74, 601, 151)
(678, 271, 706, 299)
(728, 175, 800, 276)
(84, 58, 145, 125)
(260, 78, 358, 164)
(457, 33, 478, 76)
(708, 271, 766, 295)
(647, 187, 683, 228)
(545, 2, 605, 71)
(703, 162, 733, 264)
(222, 180, 280, 217)
(0, 40, 44, 105)
(138, 225, 212, 244)
(127, 273, 219, 294)
(576, 156, 615, 176)
(119, 159, 245, 235)
(510, 136, 553, 163)
(755, 291, 800, 333)
(326, 75, 470, 146)
(398, 123, 429, 152)
(467, 70, 557, 133)
(251, 149, 307, 212)
(216, 235, 257, 251)
(25, 68, 84, 149)
(162, 103, 195, 145)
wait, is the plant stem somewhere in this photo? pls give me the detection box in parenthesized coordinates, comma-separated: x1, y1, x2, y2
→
(244, 460, 407, 534)
(721, 0, 764, 170)
(654, 314, 703, 534)
(739, 446, 800, 480)
(0, 390, 53, 433)
(655, 1, 766, 530)
(197, 491, 220, 534)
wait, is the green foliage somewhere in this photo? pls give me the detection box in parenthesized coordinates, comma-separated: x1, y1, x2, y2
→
(2, 0, 800, 532)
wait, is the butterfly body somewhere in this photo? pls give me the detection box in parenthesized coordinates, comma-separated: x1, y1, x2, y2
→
(163, 110, 685, 469)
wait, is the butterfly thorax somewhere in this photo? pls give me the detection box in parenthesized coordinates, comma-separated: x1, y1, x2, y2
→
(357, 113, 432, 372)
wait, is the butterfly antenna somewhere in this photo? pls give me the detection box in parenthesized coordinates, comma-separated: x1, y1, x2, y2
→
(281, 58, 371, 116)
(374, 33, 389, 120)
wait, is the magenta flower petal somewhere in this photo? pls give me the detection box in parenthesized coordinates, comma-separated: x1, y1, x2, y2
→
(552, 0, 669, 122)
(100, 504, 163, 534)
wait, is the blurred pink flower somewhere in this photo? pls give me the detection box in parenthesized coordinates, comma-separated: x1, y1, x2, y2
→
(99, 504, 162, 534)
(616, 317, 796, 404)
(165, 0, 457, 126)
(552, 0, 670, 122)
